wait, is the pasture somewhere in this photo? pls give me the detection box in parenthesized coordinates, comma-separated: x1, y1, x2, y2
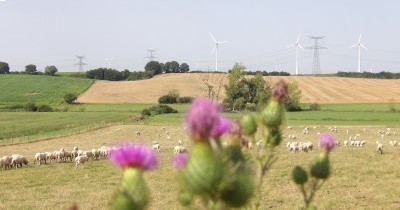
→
(0, 75, 94, 104)
(1, 124, 400, 209)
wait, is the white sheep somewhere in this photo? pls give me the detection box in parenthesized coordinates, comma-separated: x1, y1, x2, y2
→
(11, 154, 28, 168)
(75, 156, 89, 169)
(376, 141, 383, 154)
(344, 140, 348, 146)
(174, 145, 187, 154)
(34, 153, 47, 165)
(152, 142, 160, 152)
(178, 140, 182, 145)
(92, 149, 100, 160)
(135, 131, 140, 136)
(389, 141, 397, 147)
(0, 156, 12, 170)
(287, 142, 299, 152)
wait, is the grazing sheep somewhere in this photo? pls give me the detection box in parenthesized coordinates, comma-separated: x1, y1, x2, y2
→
(178, 140, 182, 145)
(92, 149, 100, 160)
(287, 126, 293, 130)
(75, 156, 89, 169)
(11, 155, 28, 168)
(135, 131, 140, 136)
(174, 145, 187, 154)
(0, 156, 12, 170)
(165, 131, 170, 135)
(82, 151, 94, 159)
(287, 142, 299, 152)
(376, 141, 383, 154)
(34, 153, 47, 165)
(389, 141, 397, 147)
(344, 140, 348, 146)
(336, 141, 341, 147)
(152, 142, 160, 152)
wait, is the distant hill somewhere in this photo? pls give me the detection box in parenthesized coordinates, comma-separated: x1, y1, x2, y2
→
(77, 73, 400, 104)
(0, 75, 94, 104)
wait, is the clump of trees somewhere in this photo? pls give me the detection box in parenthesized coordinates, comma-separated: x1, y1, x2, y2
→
(141, 105, 178, 117)
(158, 90, 193, 104)
(25, 64, 38, 74)
(0, 61, 10, 74)
(337, 71, 400, 79)
(223, 63, 302, 112)
(86, 68, 130, 81)
(64, 93, 78, 104)
(44, 66, 58, 76)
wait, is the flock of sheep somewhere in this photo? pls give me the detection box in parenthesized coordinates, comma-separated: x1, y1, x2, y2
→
(1, 125, 398, 171)
(284, 126, 398, 155)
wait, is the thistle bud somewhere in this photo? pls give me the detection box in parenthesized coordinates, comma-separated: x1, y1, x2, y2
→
(111, 168, 148, 210)
(240, 114, 258, 136)
(181, 141, 223, 195)
(310, 153, 330, 179)
(267, 127, 282, 147)
(271, 80, 288, 102)
(221, 168, 254, 207)
(292, 166, 308, 185)
(261, 100, 285, 127)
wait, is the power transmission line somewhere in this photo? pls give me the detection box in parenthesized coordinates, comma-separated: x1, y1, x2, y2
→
(306, 36, 327, 75)
(75, 55, 87, 72)
(145, 49, 158, 62)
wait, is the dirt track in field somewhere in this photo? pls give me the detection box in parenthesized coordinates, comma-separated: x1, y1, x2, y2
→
(77, 74, 400, 104)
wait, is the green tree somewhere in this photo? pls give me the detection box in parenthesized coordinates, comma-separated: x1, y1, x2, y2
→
(64, 93, 77, 104)
(223, 63, 247, 110)
(44, 66, 58, 76)
(179, 63, 190, 73)
(0, 61, 10, 74)
(284, 82, 302, 111)
(144, 61, 162, 75)
(25, 64, 37, 74)
(163, 61, 180, 73)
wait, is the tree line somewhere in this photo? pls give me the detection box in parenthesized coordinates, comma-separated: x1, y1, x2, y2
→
(0, 62, 58, 76)
(337, 71, 400, 79)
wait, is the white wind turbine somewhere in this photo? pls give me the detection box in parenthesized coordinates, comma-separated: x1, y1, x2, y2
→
(210, 33, 228, 72)
(351, 33, 367, 73)
(287, 33, 304, 75)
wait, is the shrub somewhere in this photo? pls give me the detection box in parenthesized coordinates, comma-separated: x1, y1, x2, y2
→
(4, 104, 24, 110)
(37, 104, 53, 112)
(141, 109, 151, 117)
(158, 95, 178, 104)
(245, 103, 257, 112)
(64, 93, 77, 104)
(142, 105, 178, 116)
(309, 102, 321, 111)
(24, 103, 38, 112)
(177, 96, 193, 104)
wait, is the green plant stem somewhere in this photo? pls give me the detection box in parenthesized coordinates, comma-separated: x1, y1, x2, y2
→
(302, 179, 326, 209)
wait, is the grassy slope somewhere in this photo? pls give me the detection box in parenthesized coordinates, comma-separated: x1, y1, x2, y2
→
(0, 74, 94, 104)
(0, 124, 399, 210)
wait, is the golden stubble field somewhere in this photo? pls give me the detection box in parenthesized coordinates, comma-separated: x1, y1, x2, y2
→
(77, 74, 400, 104)
(1, 124, 400, 210)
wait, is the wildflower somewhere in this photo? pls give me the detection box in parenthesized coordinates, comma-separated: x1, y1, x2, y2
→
(319, 134, 336, 153)
(184, 98, 222, 141)
(213, 117, 232, 138)
(172, 153, 189, 169)
(271, 80, 288, 102)
(110, 143, 157, 170)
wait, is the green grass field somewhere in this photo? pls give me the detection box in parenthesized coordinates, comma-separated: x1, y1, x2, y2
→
(1, 124, 399, 210)
(0, 74, 94, 104)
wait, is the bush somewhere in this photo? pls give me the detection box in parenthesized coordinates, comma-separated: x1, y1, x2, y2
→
(37, 104, 53, 112)
(64, 93, 77, 104)
(4, 104, 24, 110)
(142, 105, 178, 116)
(24, 103, 38, 112)
(309, 102, 321, 111)
(177, 96, 193, 104)
(158, 95, 178, 104)
(245, 103, 257, 112)
(141, 109, 151, 117)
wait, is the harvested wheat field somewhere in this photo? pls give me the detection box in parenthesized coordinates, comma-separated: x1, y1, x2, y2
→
(77, 74, 400, 104)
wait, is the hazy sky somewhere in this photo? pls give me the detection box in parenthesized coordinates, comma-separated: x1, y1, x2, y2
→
(1, 0, 400, 74)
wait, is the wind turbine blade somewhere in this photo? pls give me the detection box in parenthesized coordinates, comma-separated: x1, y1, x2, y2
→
(296, 33, 301, 43)
(358, 33, 362, 44)
(350, 44, 358, 48)
(298, 44, 305, 51)
(218, 41, 228, 44)
(211, 45, 216, 54)
(210, 33, 217, 43)
(286, 44, 295, 48)
(360, 44, 368, 51)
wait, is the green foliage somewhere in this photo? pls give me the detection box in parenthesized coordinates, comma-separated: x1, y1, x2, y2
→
(309, 102, 321, 111)
(162, 61, 180, 73)
(64, 93, 77, 104)
(25, 64, 37, 74)
(158, 90, 193, 104)
(44, 66, 58, 76)
(224, 63, 271, 111)
(37, 104, 53, 112)
(0, 61, 10, 74)
(141, 105, 178, 117)
(144, 61, 162, 75)
(127, 71, 153, 81)
(86, 68, 125, 81)
(24, 103, 38, 111)
(284, 82, 302, 111)
(179, 63, 190, 73)
(337, 71, 400, 79)
(177, 96, 193, 103)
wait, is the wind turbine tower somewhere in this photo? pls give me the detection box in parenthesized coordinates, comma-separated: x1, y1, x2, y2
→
(287, 33, 304, 75)
(210, 33, 228, 72)
(351, 34, 367, 73)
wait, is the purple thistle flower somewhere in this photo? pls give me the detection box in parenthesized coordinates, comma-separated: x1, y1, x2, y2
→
(319, 134, 336, 153)
(184, 98, 222, 141)
(110, 143, 158, 170)
(172, 153, 189, 169)
(212, 117, 232, 138)
(272, 80, 288, 102)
